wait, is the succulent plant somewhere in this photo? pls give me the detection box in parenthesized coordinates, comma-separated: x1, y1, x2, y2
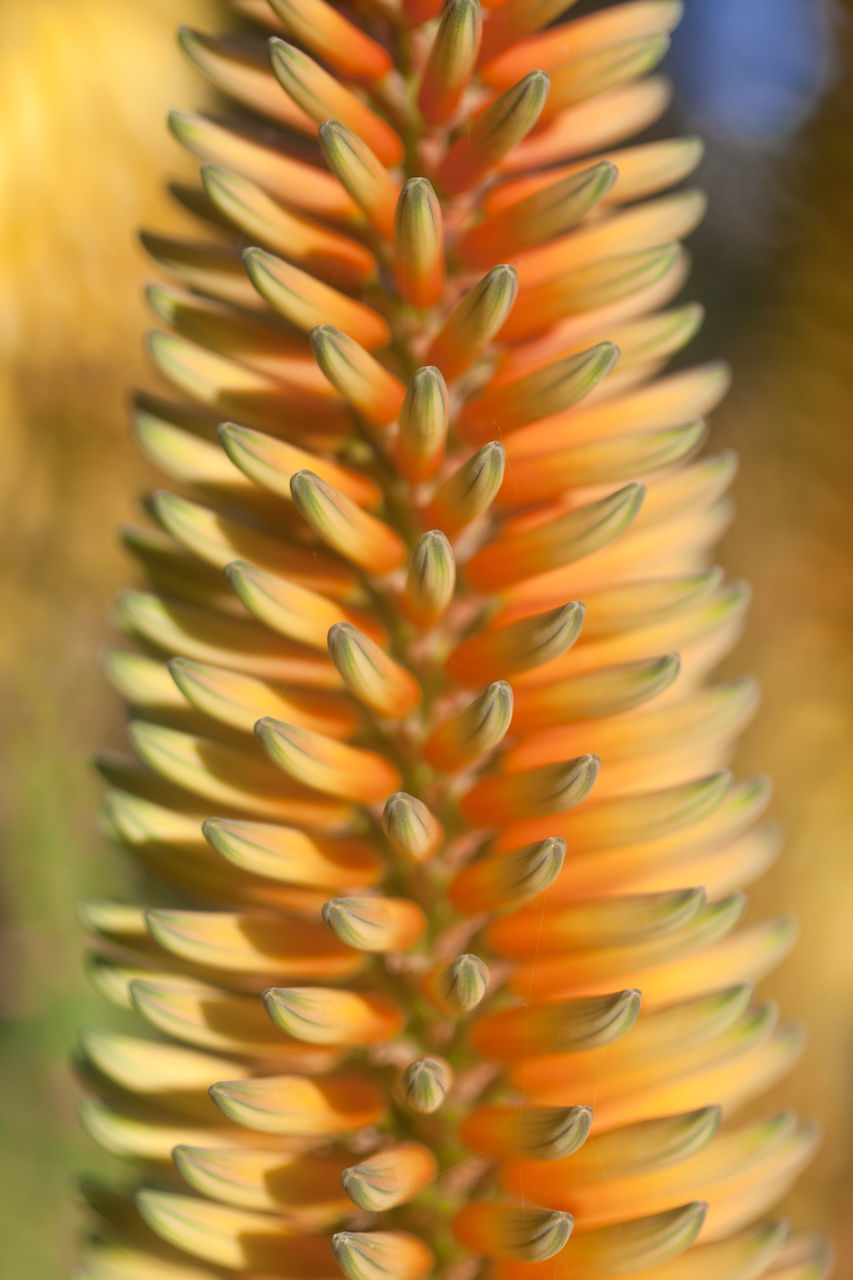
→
(78, 2, 832, 1278)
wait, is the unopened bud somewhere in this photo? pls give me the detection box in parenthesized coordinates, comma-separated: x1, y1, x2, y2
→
(399, 1056, 453, 1114)
(319, 120, 399, 239)
(461, 753, 600, 825)
(446, 602, 585, 684)
(310, 325, 405, 425)
(332, 1231, 434, 1280)
(460, 341, 620, 443)
(437, 70, 550, 194)
(382, 792, 444, 862)
(462, 1103, 594, 1161)
(424, 682, 513, 770)
(268, 37, 402, 166)
(449, 836, 567, 913)
(453, 1202, 573, 1262)
(427, 264, 518, 379)
(424, 442, 506, 536)
(341, 1142, 437, 1212)
(404, 530, 456, 625)
(327, 622, 421, 718)
(396, 366, 449, 483)
(322, 896, 427, 952)
(427, 954, 490, 1013)
(418, 0, 483, 125)
(264, 986, 403, 1048)
(291, 469, 406, 574)
(394, 178, 445, 308)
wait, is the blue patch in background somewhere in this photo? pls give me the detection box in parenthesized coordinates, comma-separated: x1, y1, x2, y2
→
(670, 0, 837, 140)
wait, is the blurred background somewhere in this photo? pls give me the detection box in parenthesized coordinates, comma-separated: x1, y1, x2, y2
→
(1, 0, 850, 1275)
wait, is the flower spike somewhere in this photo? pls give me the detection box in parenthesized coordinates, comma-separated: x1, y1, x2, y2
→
(82, 4, 824, 1279)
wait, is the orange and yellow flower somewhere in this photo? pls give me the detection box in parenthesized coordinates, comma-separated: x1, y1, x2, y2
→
(78, 3, 832, 1279)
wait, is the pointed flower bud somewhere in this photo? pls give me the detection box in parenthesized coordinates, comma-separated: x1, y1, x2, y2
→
(310, 325, 405, 426)
(467, 482, 646, 591)
(255, 717, 400, 803)
(452, 1201, 573, 1262)
(200, 163, 376, 287)
(427, 264, 518, 379)
(203, 816, 381, 891)
(327, 622, 422, 718)
(512, 654, 682, 734)
(448, 836, 567, 913)
(437, 71, 551, 195)
(383, 793, 444, 863)
(267, 0, 392, 84)
(418, 0, 483, 125)
(504, 242, 684, 344)
(319, 120, 399, 239)
(290, 470, 407, 574)
(332, 1231, 433, 1280)
(458, 160, 618, 268)
(404, 530, 456, 625)
(244, 246, 389, 348)
(394, 178, 445, 308)
(175, 27, 314, 137)
(167, 109, 353, 219)
(399, 1056, 453, 1114)
(264, 986, 404, 1047)
(225, 560, 355, 651)
(219, 421, 380, 508)
(210, 1072, 386, 1137)
(459, 341, 621, 444)
(322, 896, 427, 952)
(268, 39, 403, 167)
(426, 953, 490, 1013)
(424, 682, 513, 770)
(472, 989, 642, 1058)
(396, 366, 449, 483)
(446, 602, 584, 684)
(341, 1142, 438, 1213)
(563, 1204, 708, 1276)
(461, 753, 600, 826)
(546, 34, 671, 119)
(424, 441, 505, 534)
(461, 1103, 593, 1161)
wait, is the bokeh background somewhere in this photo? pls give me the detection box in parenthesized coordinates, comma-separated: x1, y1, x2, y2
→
(1, 1, 851, 1276)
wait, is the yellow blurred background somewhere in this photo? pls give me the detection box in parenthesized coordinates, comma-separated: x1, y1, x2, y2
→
(0, 2, 850, 1277)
